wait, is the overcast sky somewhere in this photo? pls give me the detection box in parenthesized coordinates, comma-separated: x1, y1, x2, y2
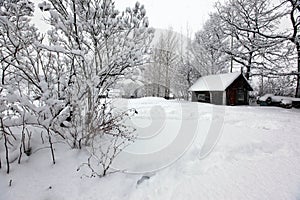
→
(114, 0, 221, 36)
(33, 0, 290, 38)
(32, 0, 221, 37)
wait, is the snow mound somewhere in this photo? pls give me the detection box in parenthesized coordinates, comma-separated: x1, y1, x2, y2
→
(2, 97, 300, 200)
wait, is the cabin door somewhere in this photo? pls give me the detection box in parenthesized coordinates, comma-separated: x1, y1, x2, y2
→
(228, 89, 236, 105)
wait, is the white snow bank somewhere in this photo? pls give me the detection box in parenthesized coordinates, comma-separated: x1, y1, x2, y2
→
(1, 97, 300, 200)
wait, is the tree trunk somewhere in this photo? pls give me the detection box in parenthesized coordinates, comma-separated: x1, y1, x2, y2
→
(47, 130, 55, 165)
(246, 66, 250, 80)
(4, 133, 10, 174)
(245, 51, 253, 80)
(230, 34, 234, 73)
(296, 43, 300, 97)
(165, 64, 169, 98)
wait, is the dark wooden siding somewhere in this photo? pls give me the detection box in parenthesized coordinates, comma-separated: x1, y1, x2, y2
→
(226, 75, 252, 105)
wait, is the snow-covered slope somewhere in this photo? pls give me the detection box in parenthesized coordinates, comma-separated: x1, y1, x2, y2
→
(1, 98, 300, 200)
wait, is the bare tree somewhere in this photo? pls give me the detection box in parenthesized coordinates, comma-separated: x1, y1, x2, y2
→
(0, 0, 153, 176)
(39, 0, 153, 175)
(0, 0, 60, 170)
(40, 0, 153, 147)
(174, 27, 201, 100)
(216, 0, 299, 96)
(216, 0, 292, 78)
(144, 28, 179, 98)
(190, 13, 230, 76)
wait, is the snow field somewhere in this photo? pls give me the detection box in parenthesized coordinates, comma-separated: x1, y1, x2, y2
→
(1, 97, 300, 200)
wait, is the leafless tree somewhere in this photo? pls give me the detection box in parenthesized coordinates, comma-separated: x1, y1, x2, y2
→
(0, 0, 153, 176)
(190, 13, 230, 76)
(216, 0, 299, 96)
(145, 28, 179, 98)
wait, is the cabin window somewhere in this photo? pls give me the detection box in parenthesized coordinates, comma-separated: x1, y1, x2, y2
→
(197, 92, 210, 103)
(237, 89, 245, 102)
(198, 94, 206, 101)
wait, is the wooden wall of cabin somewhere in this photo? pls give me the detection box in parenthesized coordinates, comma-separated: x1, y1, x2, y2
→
(210, 91, 224, 105)
(226, 76, 250, 105)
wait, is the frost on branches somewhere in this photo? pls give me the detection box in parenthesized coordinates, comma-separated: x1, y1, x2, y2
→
(0, 0, 153, 177)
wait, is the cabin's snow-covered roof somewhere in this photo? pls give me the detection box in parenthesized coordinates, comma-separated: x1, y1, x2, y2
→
(189, 72, 243, 91)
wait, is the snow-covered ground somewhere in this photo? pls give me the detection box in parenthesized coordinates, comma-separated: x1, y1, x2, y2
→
(1, 97, 300, 200)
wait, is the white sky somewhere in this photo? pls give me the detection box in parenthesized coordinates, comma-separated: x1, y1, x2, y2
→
(114, 0, 221, 36)
(32, 0, 220, 37)
(32, 0, 290, 39)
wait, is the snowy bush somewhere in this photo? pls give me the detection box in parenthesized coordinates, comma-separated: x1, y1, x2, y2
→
(0, 0, 153, 176)
(77, 104, 138, 177)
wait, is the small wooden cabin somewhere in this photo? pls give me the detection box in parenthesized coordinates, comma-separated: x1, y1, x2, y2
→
(189, 72, 253, 105)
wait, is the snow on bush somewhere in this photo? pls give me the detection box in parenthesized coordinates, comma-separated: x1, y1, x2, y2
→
(0, 0, 153, 177)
